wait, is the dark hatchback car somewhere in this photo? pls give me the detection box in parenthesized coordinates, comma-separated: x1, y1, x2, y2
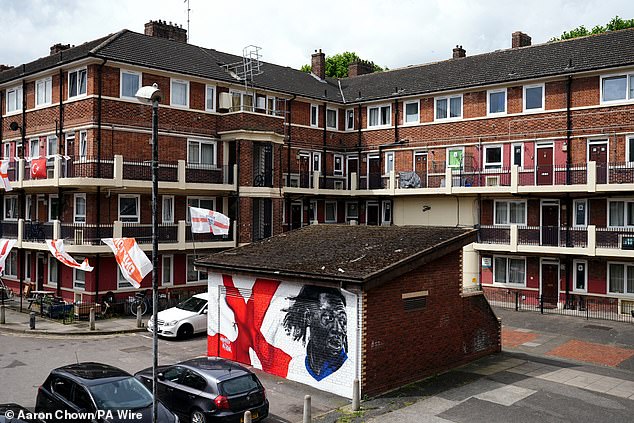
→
(135, 357, 268, 423)
(35, 362, 178, 422)
(0, 404, 45, 423)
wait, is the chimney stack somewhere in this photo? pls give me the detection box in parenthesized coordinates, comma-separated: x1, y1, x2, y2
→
(348, 60, 374, 77)
(144, 20, 187, 43)
(452, 45, 466, 59)
(0, 64, 13, 72)
(311, 49, 326, 80)
(50, 43, 71, 56)
(512, 31, 531, 48)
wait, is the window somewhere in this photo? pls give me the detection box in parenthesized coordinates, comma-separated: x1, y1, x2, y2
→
(487, 89, 507, 115)
(120, 70, 141, 99)
(266, 96, 277, 115)
(573, 260, 587, 292)
(368, 105, 391, 127)
(74, 194, 86, 223)
(78, 131, 87, 159)
(493, 256, 526, 285)
(25, 196, 32, 221)
(47, 135, 58, 156)
(25, 252, 31, 281)
(512, 143, 523, 167)
(608, 200, 634, 227)
(187, 139, 216, 167)
(4, 252, 17, 277)
(36, 77, 52, 106)
(48, 194, 59, 221)
(186, 197, 215, 222)
(118, 195, 140, 223)
(48, 259, 58, 287)
(345, 202, 358, 220)
(524, 84, 544, 111)
(601, 74, 634, 102)
(309, 200, 318, 223)
(29, 138, 39, 159)
(608, 263, 634, 294)
(312, 152, 321, 173)
(171, 79, 189, 107)
(382, 200, 392, 224)
(230, 91, 253, 112)
(162, 196, 174, 224)
(187, 255, 207, 283)
(405, 101, 419, 123)
(4, 196, 18, 220)
(494, 200, 526, 225)
(627, 136, 634, 164)
(345, 109, 355, 130)
(74, 258, 86, 289)
(326, 108, 337, 129)
(64, 133, 74, 158)
(118, 268, 133, 289)
(435, 95, 462, 120)
(3, 142, 11, 160)
(162, 255, 173, 286)
(6, 86, 23, 113)
(484, 145, 502, 169)
(385, 152, 394, 174)
(310, 104, 318, 127)
(205, 85, 215, 111)
(446, 147, 464, 169)
(334, 154, 343, 176)
(68, 68, 87, 98)
(574, 199, 587, 227)
(325, 201, 337, 223)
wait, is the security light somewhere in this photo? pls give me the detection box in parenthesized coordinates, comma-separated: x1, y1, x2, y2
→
(135, 83, 162, 103)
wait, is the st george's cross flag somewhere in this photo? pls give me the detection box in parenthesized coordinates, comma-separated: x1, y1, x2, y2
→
(189, 207, 230, 235)
(0, 239, 17, 275)
(46, 239, 94, 272)
(0, 160, 12, 191)
(102, 238, 152, 288)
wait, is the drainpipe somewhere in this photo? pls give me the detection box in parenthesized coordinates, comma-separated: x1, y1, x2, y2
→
(236, 140, 241, 244)
(57, 68, 64, 299)
(95, 59, 106, 302)
(58, 68, 64, 153)
(286, 96, 295, 230)
(357, 96, 362, 189)
(322, 93, 327, 190)
(19, 78, 26, 300)
(564, 74, 573, 307)
(394, 95, 399, 143)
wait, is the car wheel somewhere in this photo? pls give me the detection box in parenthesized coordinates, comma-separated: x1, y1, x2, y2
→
(177, 324, 194, 340)
(190, 409, 207, 423)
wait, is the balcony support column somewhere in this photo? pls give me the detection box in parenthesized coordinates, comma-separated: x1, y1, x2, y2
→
(53, 156, 61, 184)
(587, 225, 596, 256)
(17, 158, 25, 185)
(177, 220, 186, 249)
(312, 171, 320, 192)
(17, 219, 24, 247)
(52, 220, 61, 240)
(587, 161, 596, 192)
(113, 221, 123, 238)
(389, 171, 396, 194)
(510, 165, 518, 193)
(445, 167, 453, 194)
(350, 172, 357, 191)
(510, 224, 518, 252)
(114, 155, 123, 187)
(178, 160, 186, 188)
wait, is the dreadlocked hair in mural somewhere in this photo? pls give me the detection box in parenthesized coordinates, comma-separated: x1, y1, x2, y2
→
(282, 285, 347, 346)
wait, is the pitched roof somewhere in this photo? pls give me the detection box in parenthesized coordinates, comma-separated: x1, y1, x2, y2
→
(196, 225, 476, 286)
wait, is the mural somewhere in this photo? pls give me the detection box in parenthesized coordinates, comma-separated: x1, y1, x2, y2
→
(208, 274, 358, 398)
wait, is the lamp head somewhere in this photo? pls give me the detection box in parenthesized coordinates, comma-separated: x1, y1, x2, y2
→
(135, 83, 162, 103)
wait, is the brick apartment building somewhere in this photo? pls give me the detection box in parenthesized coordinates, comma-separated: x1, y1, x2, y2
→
(1, 21, 634, 315)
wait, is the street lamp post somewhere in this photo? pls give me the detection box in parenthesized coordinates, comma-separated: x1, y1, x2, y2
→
(135, 84, 162, 423)
(9, 121, 25, 313)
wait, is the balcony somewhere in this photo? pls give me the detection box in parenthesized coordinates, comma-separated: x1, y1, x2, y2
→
(5, 156, 237, 192)
(475, 224, 634, 258)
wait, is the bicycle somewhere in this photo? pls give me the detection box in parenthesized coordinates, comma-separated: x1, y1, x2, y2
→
(128, 290, 150, 316)
(0, 278, 15, 303)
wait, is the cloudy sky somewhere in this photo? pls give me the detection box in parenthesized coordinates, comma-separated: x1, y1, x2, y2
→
(2, 0, 634, 71)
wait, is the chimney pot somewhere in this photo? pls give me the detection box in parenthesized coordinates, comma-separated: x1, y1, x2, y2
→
(452, 45, 466, 59)
(50, 43, 71, 56)
(144, 19, 188, 43)
(512, 31, 531, 48)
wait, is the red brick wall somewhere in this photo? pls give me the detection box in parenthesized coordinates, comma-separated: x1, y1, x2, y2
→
(363, 250, 501, 397)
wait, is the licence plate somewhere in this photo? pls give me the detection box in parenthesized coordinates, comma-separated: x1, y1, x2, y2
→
(241, 412, 258, 422)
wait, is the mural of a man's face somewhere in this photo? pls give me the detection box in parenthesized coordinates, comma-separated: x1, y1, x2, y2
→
(309, 293, 347, 357)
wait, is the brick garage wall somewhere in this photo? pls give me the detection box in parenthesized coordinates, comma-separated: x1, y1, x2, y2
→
(362, 250, 501, 397)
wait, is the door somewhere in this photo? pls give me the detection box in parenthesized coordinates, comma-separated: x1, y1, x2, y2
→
(414, 152, 427, 188)
(291, 203, 302, 230)
(541, 201, 559, 246)
(156, 366, 187, 412)
(37, 254, 45, 290)
(368, 156, 381, 189)
(536, 146, 553, 185)
(589, 142, 608, 184)
(194, 304, 208, 333)
(299, 154, 310, 188)
(541, 260, 559, 307)
(347, 156, 358, 189)
(366, 202, 379, 226)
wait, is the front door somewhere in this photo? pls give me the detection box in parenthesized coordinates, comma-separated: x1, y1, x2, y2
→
(291, 203, 302, 230)
(589, 141, 608, 184)
(541, 200, 559, 246)
(366, 202, 379, 225)
(536, 146, 553, 185)
(347, 156, 358, 189)
(414, 152, 427, 188)
(541, 260, 559, 308)
(368, 156, 381, 189)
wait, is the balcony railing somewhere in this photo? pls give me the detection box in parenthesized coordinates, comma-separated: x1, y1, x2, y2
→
(23, 221, 54, 242)
(121, 223, 179, 244)
(478, 225, 511, 244)
(122, 159, 178, 182)
(185, 224, 233, 242)
(60, 223, 115, 245)
(64, 157, 115, 179)
(0, 221, 19, 238)
(596, 226, 634, 249)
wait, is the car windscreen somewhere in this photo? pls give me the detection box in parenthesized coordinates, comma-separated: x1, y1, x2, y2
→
(219, 374, 260, 396)
(88, 377, 153, 410)
(176, 297, 207, 312)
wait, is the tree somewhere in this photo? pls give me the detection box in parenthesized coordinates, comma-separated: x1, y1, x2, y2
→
(552, 16, 634, 41)
(300, 51, 386, 78)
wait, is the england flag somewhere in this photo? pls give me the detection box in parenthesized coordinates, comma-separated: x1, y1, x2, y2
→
(189, 207, 230, 235)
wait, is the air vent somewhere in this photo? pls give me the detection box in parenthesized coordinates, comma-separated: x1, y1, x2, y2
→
(402, 290, 428, 311)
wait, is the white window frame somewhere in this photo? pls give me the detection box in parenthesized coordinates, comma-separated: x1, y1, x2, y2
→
(64, 133, 74, 158)
(4, 195, 18, 221)
(345, 201, 359, 221)
(48, 259, 58, 287)
(74, 257, 86, 290)
(204, 84, 216, 112)
(48, 194, 59, 222)
(627, 135, 634, 164)
(512, 143, 524, 167)
(326, 108, 338, 129)
(492, 255, 527, 286)
(523, 83, 545, 112)
(446, 146, 465, 169)
(187, 138, 217, 167)
(120, 69, 141, 99)
(186, 197, 215, 222)
(170, 78, 189, 108)
(325, 201, 337, 223)
(118, 194, 140, 223)
(78, 131, 88, 159)
(333, 154, 344, 176)
(404, 100, 420, 124)
(573, 259, 588, 293)
(266, 96, 277, 116)
(382, 200, 392, 225)
(25, 196, 32, 221)
(74, 193, 86, 224)
(35, 77, 52, 107)
(345, 109, 355, 131)
(229, 90, 253, 112)
(367, 104, 391, 128)
(573, 199, 587, 227)
(162, 195, 174, 224)
(28, 138, 39, 159)
(186, 254, 207, 284)
(68, 68, 87, 98)
(3, 142, 11, 160)
(494, 200, 527, 226)
(162, 255, 174, 286)
(6, 85, 23, 114)
(312, 152, 321, 174)
(600, 72, 634, 104)
(46, 135, 58, 157)
(607, 262, 634, 296)
(607, 199, 634, 227)
(384, 151, 394, 174)
(4, 252, 17, 277)
(25, 251, 31, 281)
(310, 104, 319, 127)
(487, 88, 507, 116)
(309, 200, 318, 223)
(483, 144, 503, 169)
(434, 94, 462, 120)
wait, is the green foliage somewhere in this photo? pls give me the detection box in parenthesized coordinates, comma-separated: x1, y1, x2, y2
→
(552, 15, 634, 41)
(300, 51, 386, 78)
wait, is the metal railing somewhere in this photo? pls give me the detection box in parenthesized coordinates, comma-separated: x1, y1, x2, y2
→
(122, 159, 179, 182)
(478, 225, 511, 244)
(60, 223, 115, 245)
(64, 156, 115, 179)
(596, 226, 634, 248)
(121, 223, 179, 244)
(23, 221, 53, 242)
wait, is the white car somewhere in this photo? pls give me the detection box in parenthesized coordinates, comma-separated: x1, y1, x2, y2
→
(148, 293, 208, 339)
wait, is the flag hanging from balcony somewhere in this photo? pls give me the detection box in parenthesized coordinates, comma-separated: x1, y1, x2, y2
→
(0, 160, 12, 191)
(45, 239, 94, 272)
(101, 238, 152, 289)
(0, 239, 17, 275)
(190, 207, 230, 235)
(30, 157, 47, 179)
